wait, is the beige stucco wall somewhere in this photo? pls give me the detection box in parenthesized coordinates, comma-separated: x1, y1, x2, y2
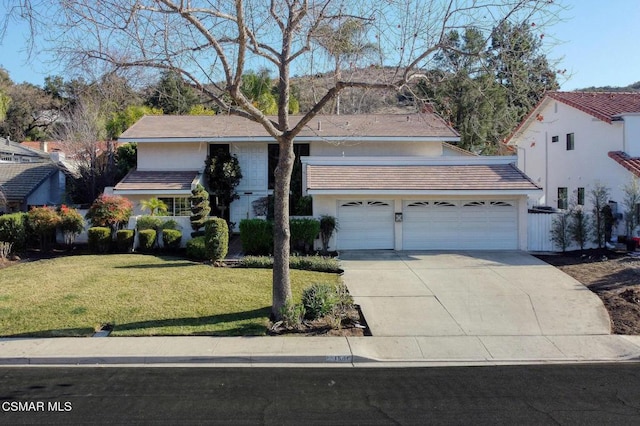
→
(137, 142, 208, 171)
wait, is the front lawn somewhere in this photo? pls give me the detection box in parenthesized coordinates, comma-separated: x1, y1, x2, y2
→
(0, 254, 340, 337)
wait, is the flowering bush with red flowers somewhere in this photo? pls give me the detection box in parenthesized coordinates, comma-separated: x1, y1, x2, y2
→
(58, 205, 86, 246)
(86, 194, 133, 232)
(27, 206, 61, 250)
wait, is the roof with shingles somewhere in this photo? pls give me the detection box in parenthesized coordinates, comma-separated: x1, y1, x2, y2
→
(0, 138, 49, 159)
(114, 170, 199, 191)
(306, 164, 540, 191)
(608, 151, 640, 177)
(119, 113, 460, 140)
(0, 162, 59, 202)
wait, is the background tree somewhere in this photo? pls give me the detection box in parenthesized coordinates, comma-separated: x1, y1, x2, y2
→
(146, 70, 199, 115)
(589, 183, 611, 248)
(568, 205, 588, 251)
(313, 18, 379, 115)
(622, 177, 640, 238)
(551, 212, 571, 253)
(115, 142, 138, 181)
(14, 0, 563, 318)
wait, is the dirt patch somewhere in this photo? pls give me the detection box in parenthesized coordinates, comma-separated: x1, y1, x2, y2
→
(535, 249, 640, 334)
(268, 305, 368, 337)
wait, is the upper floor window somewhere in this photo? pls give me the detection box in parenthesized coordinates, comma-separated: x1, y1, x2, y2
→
(577, 187, 585, 206)
(557, 187, 568, 210)
(551, 135, 559, 143)
(566, 133, 575, 151)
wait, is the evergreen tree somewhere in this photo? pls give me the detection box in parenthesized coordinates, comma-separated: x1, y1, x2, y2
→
(146, 70, 199, 114)
(189, 184, 211, 235)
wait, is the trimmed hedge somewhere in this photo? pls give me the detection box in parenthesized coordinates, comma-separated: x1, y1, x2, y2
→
(186, 236, 207, 260)
(162, 229, 182, 251)
(0, 213, 27, 250)
(239, 219, 273, 255)
(204, 217, 228, 261)
(88, 227, 111, 253)
(238, 255, 341, 273)
(137, 229, 156, 252)
(290, 217, 320, 254)
(136, 215, 162, 230)
(115, 229, 135, 253)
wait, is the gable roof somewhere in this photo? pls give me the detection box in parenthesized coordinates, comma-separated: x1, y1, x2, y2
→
(0, 138, 49, 161)
(608, 151, 640, 177)
(505, 91, 640, 145)
(119, 113, 460, 142)
(113, 170, 200, 194)
(306, 163, 540, 193)
(547, 92, 640, 123)
(0, 162, 59, 202)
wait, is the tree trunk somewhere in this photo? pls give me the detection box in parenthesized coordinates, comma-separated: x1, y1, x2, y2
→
(272, 135, 295, 319)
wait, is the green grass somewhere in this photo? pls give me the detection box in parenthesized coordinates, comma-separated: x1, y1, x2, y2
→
(0, 254, 340, 337)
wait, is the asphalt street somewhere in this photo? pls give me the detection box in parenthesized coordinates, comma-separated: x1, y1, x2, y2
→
(2, 364, 640, 424)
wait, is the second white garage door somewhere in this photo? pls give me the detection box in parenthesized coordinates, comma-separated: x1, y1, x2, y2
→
(337, 200, 394, 249)
(402, 200, 518, 250)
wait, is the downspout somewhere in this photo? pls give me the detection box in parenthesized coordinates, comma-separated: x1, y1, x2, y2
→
(544, 131, 549, 207)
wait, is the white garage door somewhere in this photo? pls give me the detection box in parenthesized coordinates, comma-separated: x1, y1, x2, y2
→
(403, 200, 518, 250)
(338, 200, 394, 249)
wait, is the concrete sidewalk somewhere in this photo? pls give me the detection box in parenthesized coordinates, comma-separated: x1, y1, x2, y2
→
(2, 335, 640, 367)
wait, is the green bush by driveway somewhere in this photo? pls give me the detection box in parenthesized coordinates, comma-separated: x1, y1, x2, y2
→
(0, 254, 340, 337)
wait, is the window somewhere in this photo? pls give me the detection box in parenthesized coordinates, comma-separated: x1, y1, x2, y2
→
(577, 187, 585, 206)
(158, 197, 191, 216)
(551, 135, 559, 143)
(557, 187, 568, 210)
(566, 133, 575, 150)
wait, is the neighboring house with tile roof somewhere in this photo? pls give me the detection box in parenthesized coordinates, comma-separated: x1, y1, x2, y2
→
(506, 91, 640, 239)
(0, 138, 50, 163)
(115, 113, 540, 251)
(0, 162, 67, 213)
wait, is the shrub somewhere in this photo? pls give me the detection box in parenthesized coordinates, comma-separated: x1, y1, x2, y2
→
(0, 241, 12, 259)
(568, 205, 588, 250)
(27, 206, 61, 250)
(162, 219, 181, 230)
(289, 255, 341, 273)
(186, 236, 207, 260)
(302, 283, 341, 320)
(138, 229, 156, 252)
(290, 217, 320, 254)
(88, 227, 111, 253)
(58, 205, 85, 246)
(279, 299, 306, 330)
(86, 194, 133, 231)
(136, 215, 163, 231)
(319, 215, 338, 253)
(115, 229, 135, 253)
(0, 213, 27, 250)
(162, 229, 182, 251)
(237, 255, 341, 273)
(189, 184, 211, 233)
(239, 219, 273, 255)
(204, 217, 229, 261)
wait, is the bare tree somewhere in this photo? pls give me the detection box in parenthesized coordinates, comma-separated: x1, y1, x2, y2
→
(11, 0, 562, 318)
(54, 97, 112, 203)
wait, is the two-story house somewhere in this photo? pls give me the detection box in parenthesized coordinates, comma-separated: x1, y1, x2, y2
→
(114, 113, 540, 251)
(506, 92, 640, 238)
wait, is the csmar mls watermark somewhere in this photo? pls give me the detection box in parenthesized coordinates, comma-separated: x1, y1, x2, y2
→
(2, 401, 72, 412)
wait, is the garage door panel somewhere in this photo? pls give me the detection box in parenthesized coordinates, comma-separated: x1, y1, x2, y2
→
(403, 200, 518, 250)
(338, 200, 394, 250)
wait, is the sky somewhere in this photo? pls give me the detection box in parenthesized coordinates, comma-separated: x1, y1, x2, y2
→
(0, 0, 638, 91)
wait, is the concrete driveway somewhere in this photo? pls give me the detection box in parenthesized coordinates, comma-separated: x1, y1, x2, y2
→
(340, 251, 611, 337)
